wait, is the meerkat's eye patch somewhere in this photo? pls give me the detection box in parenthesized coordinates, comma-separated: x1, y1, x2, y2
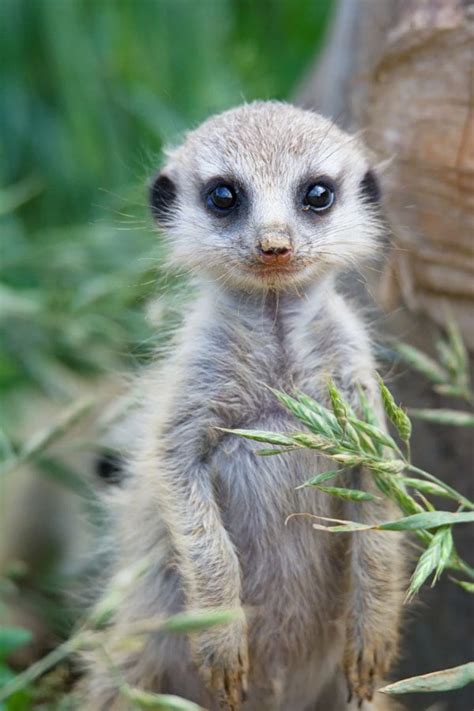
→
(302, 178, 335, 213)
(205, 180, 240, 216)
(149, 173, 177, 224)
(360, 169, 380, 204)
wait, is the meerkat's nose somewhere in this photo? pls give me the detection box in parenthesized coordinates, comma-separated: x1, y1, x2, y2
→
(256, 232, 293, 265)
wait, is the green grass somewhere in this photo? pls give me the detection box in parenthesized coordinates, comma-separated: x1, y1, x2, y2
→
(0, 0, 333, 424)
(0, 3, 334, 708)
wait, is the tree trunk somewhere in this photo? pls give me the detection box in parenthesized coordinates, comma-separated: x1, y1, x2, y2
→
(295, 2, 474, 709)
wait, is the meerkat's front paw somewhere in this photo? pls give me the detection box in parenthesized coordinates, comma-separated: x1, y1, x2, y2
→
(190, 615, 249, 710)
(343, 636, 394, 707)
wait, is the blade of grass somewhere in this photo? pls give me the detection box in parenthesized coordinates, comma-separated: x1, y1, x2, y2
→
(121, 686, 205, 710)
(0, 398, 94, 477)
(296, 469, 342, 489)
(217, 428, 296, 447)
(311, 511, 474, 533)
(392, 342, 448, 385)
(408, 409, 474, 427)
(380, 662, 474, 695)
(405, 464, 474, 511)
(401, 477, 463, 504)
(315, 486, 379, 502)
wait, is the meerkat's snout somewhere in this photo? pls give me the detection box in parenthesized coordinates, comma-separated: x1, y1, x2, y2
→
(255, 228, 293, 266)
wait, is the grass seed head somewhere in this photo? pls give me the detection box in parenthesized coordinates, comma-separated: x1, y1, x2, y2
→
(378, 377, 412, 442)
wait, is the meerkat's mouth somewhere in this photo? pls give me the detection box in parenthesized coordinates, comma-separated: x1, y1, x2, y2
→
(236, 257, 322, 288)
(243, 258, 309, 276)
(244, 263, 303, 278)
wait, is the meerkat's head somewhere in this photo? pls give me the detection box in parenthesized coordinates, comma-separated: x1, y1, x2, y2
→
(149, 101, 382, 292)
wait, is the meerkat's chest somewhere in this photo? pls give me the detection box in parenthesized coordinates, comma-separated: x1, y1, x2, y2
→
(228, 322, 327, 395)
(208, 316, 346, 530)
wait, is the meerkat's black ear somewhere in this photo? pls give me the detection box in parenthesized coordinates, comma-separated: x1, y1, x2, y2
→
(149, 172, 177, 225)
(360, 169, 381, 204)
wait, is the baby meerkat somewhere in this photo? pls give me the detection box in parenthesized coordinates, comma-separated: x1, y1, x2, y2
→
(81, 102, 404, 711)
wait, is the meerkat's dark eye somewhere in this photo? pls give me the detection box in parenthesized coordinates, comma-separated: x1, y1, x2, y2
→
(207, 184, 238, 214)
(303, 181, 335, 213)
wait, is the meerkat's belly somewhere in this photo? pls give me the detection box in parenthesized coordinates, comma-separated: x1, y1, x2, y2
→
(211, 424, 347, 673)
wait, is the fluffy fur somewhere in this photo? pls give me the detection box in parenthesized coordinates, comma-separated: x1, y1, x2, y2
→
(79, 102, 404, 710)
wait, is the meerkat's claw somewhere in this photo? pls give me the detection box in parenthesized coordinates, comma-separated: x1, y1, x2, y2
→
(209, 660, 246, 710)
(194, 623, 249, 711)
(344, 643, 378, 704)
(345, 634, 399, 706)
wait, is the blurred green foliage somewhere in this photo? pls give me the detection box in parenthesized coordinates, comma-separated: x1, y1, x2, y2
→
(0, 6, 332, 703)
(0, 4, 333, 705)
(0, 0, 333, 425)
(0, 627, 34, 711)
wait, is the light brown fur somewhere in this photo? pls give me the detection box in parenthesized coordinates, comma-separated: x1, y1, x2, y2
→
(79, 102, 404, 710)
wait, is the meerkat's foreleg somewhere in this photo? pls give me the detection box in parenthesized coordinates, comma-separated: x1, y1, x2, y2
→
(343, 468, 404, 706)
(156, 435, 248, 710)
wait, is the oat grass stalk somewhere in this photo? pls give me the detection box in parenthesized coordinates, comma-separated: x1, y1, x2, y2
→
(225, 358, 474, 696)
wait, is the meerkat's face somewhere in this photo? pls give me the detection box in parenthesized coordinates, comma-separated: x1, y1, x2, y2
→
(150, 102, 382, 292)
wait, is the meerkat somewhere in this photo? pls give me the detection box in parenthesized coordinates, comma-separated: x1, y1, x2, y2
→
(80, 101, 405, 711)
